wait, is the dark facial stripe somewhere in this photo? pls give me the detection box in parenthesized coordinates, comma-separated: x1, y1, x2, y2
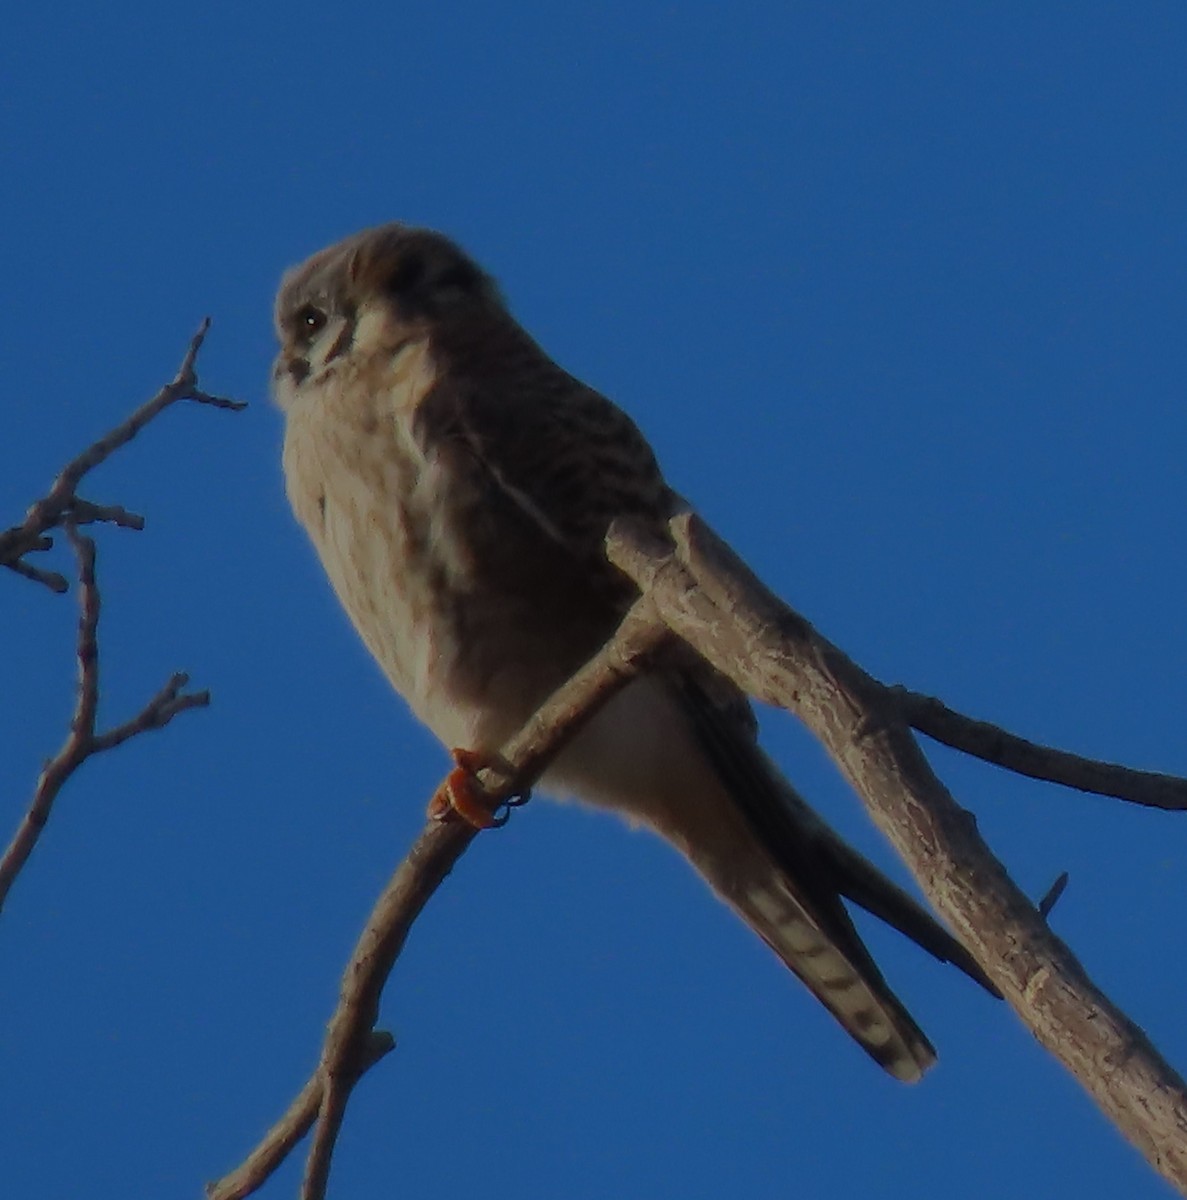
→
(323, 313, 357, 366)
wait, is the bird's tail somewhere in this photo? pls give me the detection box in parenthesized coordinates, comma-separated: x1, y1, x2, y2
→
(715, 856, 937, 1081)
(545, 674, 983, 1082)
(615, 728, 939, 1080)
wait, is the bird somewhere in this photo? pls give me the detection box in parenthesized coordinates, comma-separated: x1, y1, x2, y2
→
(272, 222, 993, 1083)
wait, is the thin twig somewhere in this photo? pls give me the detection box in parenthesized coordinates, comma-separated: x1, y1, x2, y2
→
(90, 674, 209, 752)
(0, 531, 210, 914)
(1037, 872, 1070, 919)
(208, 599, 673, 1200)
(0, 319, 246, 585)
(301, 1079, 351, 1200)
(7, 555, 69, 593)
(70, 499, 146, 531)
(893, 688, 1187, 810)
(206, 1034, 394, 1200)
(187, 387, 247, 411)
(1, 323, 239, 907)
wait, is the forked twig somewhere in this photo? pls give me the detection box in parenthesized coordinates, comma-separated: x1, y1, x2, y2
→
(1, 323, 242, 910)
(0, 319, 245, 588)
(0, 526, 209, 912)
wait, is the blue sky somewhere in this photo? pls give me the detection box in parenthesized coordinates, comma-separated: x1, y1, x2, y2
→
(3, 3, 1187, 1197)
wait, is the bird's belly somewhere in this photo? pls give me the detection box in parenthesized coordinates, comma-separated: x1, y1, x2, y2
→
(315, 481, 494, 747)
(284, 394, 621, 759)
(291, 447, 574, 754)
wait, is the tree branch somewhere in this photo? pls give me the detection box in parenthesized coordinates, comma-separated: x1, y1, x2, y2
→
(1, 324, 241, 911)
(0, 526, 209, 913)
(213, 508, 1187, 1198)
(892, 687, 1187, 810)
(606, 511, 1187, 1196)
(207, 600, 673, 1200)
(0, 318, 246, 586)
(205, 1034, 394, 1200)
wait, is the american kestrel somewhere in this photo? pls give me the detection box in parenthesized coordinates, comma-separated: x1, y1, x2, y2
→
(273, 223, 989, 1082)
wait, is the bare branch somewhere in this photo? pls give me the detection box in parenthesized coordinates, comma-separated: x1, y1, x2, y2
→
(606, 511, 1187, 1195)
(0, 318, 246, 585)
(187, 387, 248, 412)
(893, 687, 1187, 810)
(301, 1076, 351, 1200)
(208, 599, 673, 1200)
(90, 674, 209, 753)
(0, 525, 209, 914)
(1, 323, 241, 908)
(7, 555, 69, 593)
(206, 1034, 393, 1200)
(69, 499, 146, 531)
(214, 507, 1187, 1196)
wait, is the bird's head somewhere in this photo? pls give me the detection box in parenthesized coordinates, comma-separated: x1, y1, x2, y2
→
(272, 223, 503, 409)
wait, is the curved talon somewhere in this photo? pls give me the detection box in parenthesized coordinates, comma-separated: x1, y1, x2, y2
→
(490, 788, 533, 828)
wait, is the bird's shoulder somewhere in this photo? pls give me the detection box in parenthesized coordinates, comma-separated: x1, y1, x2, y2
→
(415, 320, 676, 555)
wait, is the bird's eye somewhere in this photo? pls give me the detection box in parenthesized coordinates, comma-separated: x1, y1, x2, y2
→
(295, 304, 327, 335)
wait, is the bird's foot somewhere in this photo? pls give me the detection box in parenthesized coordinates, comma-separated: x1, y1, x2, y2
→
(428, 748, 500, 829)
(428, 748, 532, 829)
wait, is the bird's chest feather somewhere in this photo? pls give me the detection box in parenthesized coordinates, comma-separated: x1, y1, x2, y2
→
(282, 346, 623, 751)
(282, 359, 500, 739)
